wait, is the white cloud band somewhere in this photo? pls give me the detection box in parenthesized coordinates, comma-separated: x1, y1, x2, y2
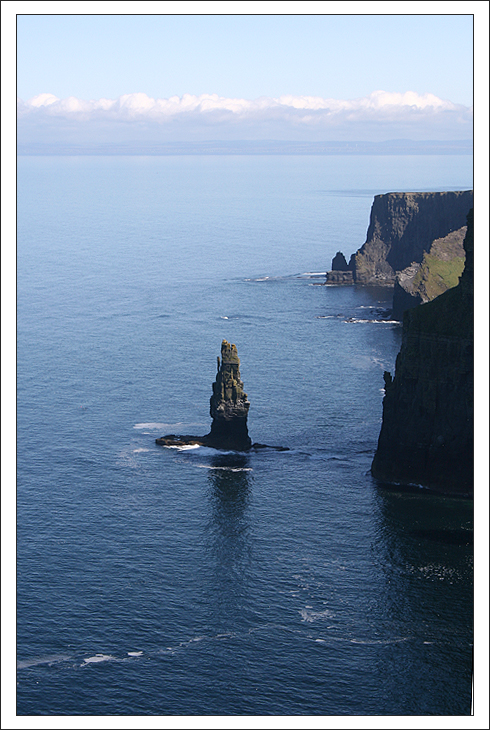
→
(17, 91, 473, 145)
(19, 89, 469, 118)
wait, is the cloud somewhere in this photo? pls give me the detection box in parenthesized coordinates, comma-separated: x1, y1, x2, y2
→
(17, 91, 473, 148)
(20, 89, 467, 117)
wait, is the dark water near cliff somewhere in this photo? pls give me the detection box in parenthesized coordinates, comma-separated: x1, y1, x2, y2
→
(16, 155, 473, 716)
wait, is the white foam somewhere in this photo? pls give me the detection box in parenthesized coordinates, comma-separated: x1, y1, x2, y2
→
(83, 653, 116, 664)
(134, 422, 175, 430)
(164, 444, 201, 450)
(300, 608, 334, 623)
(196, 465, 252, 472)
(134, 422, 206, 431)
(132, 448, 149, 453)
(127, 651, 143, 656)
(192, 446, 239, 456)
(344, 318, 395, 324)
(418, 564, 458, 580)
(350, 637, 409, 645)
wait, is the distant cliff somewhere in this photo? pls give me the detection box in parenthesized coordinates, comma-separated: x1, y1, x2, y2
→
(351, 190, 473, 286)
(371, 210, 473, 496)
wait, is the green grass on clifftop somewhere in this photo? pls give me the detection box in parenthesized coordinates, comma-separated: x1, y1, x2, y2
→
(412, 253, 465, 301)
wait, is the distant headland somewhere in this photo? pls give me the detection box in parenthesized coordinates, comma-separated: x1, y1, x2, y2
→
(326, 190, 473, 320)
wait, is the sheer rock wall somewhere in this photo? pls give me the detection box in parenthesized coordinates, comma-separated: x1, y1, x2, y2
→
(351, 190, 473, 286)
(371, 210, 473, 496)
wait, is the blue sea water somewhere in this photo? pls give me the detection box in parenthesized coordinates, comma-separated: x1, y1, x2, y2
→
(17, 154, 473, 716)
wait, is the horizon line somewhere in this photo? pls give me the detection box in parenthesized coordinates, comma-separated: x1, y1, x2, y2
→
(18, 139, 473, 156)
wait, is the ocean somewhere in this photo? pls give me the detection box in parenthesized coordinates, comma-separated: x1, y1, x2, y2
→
(16, 154, 473, 716)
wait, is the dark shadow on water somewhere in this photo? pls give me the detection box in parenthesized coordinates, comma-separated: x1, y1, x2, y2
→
(410, 528, 473, 546)
(372, 479, 474, 582)
(370, 480, 474, 715)
(206, 453, 252, 556)
(206, 453, 252, 504)
(203, 453, 255, 628)
(375, 479, 473, 500)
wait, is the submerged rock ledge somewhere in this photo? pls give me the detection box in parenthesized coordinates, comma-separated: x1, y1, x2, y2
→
(156, 340, 289, 452)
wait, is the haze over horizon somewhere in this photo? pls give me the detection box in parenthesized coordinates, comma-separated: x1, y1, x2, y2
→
(15, 11, 475, 152)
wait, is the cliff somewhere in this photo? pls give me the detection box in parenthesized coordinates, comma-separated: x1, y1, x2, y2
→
(371, 210, 473, 496)
(351, 190, 473, 286)
(391, 226, 467, 319)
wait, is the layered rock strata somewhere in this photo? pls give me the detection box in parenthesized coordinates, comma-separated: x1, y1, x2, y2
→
(207, 340, 252, 450)
(351, 191, 473, 286)
(326, 270, 354, 284)
(325, 190, 473, 319)
(156, 341, 287, 452)
(371, 210, 473, 496)
(156, 340, 251, 451)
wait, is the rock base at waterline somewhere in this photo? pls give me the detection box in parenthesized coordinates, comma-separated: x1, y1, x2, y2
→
(155, 434, 289, 452)
(155, 340, 288, 452)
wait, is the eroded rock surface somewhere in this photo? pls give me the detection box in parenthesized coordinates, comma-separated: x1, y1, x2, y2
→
(331, 251, 350, 271)
(392, 226, 467, 319)
(326, 270, 354, 284)
(325, 191, 472, 319)
(156, 340, 287, 452)
(207, 340, 252, 450)
(371, 210, 473, 496)
(352, 191, 472, 286)
(326, 250, 354, 284)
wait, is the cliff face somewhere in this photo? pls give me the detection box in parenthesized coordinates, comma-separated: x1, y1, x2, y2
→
(371, 210, 473, 496)
(352, 191, 473, 286)
(391, 226, 467, 320)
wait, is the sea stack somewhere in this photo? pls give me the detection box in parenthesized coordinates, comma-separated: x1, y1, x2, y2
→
(326, 251, 354, 284)
(207, 340, 252, 450)
(156, 340, 252, 451)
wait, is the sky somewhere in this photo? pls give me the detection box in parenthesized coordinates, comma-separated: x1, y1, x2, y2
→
(12, 5, 480, 148)
(17, 13, 473, 104)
